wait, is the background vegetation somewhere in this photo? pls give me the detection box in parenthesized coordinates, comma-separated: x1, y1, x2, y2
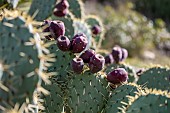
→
(84, 0, 170, 66)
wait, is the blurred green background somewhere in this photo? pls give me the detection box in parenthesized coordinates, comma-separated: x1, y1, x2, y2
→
(83, 0, 170, 67)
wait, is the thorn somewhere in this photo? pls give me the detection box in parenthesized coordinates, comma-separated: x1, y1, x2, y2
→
(0, 105, 5, 111)
(32, 9, 39, 19)
(37, 86, 50, 95)
(74, 87, 77, 94)
(3, 22, 14, 27)
(83, 87, 86, 95)
(26, 71, 35, 77)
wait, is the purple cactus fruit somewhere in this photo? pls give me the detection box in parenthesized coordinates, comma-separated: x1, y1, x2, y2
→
(53, 8, 69, 17)
(42, 20, 52, 40)
(107, 68, 128, 84)
(92, 25, 101, 35)
(55, 0, 69, 10)
(111, 46, 122, 63)
(57, 36, 71, 51)
(89, 54, 105, 73)
(105, 54, 114, 64)
(49, 20, 65, 39)
(80, 49, 95, 63)
(71, 57, 84, 74)
(72, 33, 86, 40)
(121, 48, 128, 61)
(71, 33, 88, 53)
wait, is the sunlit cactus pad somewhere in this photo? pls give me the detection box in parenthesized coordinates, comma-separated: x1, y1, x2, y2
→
(67, 71, 109, 113)
(105, 83, 141, 113)
(137, 66, 170, 91)
(121, 89, 170, 113)
(0, 10, 43, 109)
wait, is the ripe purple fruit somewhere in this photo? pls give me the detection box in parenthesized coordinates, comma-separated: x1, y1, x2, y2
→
(53, 9, 69, 17)
(49, 21, 65, 39)
(71, 33, 88, 53)
(105, 54, 114, 64)
(112, 46, 122, 63)
(92, 25, 101, 35)
(89, 54, 105, 73)
(55, 0, 69, 10)
(121, 48, 128, 61)
(57, 36, 71, 51)
(42, 20, 52, 40)
(71, 58, 84, 74)
(107, 68, 128, 84)
(72, 33, 86, 40)
(80, 49, 95, 63)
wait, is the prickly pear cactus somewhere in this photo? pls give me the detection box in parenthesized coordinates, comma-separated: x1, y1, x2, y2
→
(85, 15, 105, 48)
(29, 0, 57, 21)
(73, 19, 92, 49)
(42, 15, 75, 113)
(67, 71, 109, 113)
(40, 41, 75, 112)
(121, 88, 170, 113)
(51, 12, 75, 38)
(137, 66, 170, 91)
(105, 83, 141, 113)
(42, 81, 65, 113)
(0, 10, 49, 111)
(67, 0, 84, 19)
(105, 63, 137, 83)
(41, 29, 75, 113)
(45, 43, 75, 82)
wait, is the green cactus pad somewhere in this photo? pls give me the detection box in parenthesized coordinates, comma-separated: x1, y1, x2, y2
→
(67, 0, 84, 18)
(137, 67, 170, 91)
(51, 12, 75, 38)
(45, 41, 75, 82)
(105, 83, 141, 113)
(67, 71, 109, 113)
(122, 89, 170, 113)
(0, 12, 43, 109)
(73, 19, 92, 49)
(41, 43, 74, 113)
(29, 0, 56, 21)
(85, 16, 101, 26)
(105, 63, 137, 83)
(42, 80, 65, 113)
(85, 15, 105, 48)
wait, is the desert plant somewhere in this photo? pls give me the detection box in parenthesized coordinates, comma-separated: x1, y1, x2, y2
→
(0, 1, 170, 113)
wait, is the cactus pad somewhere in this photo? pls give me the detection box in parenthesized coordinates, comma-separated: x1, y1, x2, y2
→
(67, 0, 84, 18)
(45, 41, 75, 82)
(105, 83, 141, 113)
(29, 0, 57, 21)
(121, 88, 170, 113)
(137, 66, 170, 91)
(85, 15, 105, 48)
(67, 71, 109, 113)
(42, 80, 65, 113)
(0, 10, 47, 111)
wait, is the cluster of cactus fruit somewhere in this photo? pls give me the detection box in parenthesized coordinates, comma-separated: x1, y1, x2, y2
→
(0, 0, 170, 113)
(105, 46, 128, 65)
